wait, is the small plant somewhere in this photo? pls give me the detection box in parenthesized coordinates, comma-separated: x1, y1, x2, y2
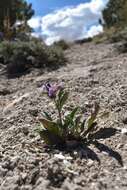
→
(36, 83, 99, 148)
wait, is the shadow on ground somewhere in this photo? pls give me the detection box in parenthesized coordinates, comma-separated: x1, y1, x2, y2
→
(83, 127, 123, 166)
(45, 127, 123, 166)
(84, 127, 123, 166)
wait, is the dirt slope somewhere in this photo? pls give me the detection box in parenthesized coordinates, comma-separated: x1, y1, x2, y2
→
(0, 42, 127, 190)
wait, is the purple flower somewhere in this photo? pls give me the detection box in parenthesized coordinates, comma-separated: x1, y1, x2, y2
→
(42, 82, 63, 98)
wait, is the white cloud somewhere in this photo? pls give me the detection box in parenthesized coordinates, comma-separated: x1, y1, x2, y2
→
(85, 25, 103, 37)
(28, 0, 108, 44)
(28, 17, 42, 29)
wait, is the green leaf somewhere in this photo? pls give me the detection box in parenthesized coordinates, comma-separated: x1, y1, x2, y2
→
(73, 115, 82, 136)
(99, 111, 110, 119)
(39, 118, 60, 135)
(70, 107, 79, 120)
(64, 107, 79, 128)
(43, 111, 52, 121)
(60, 91, 69, 109)
(80, 119, 86, 132)
(57, 90, 69, 110)
(58, 88, 64, 99)
(85, 102, 99, 129)
(86, 115, 95, 129)
(39, 130, 65, 145)
(74, 116, 81, 128)
(81, 102, 99, 137)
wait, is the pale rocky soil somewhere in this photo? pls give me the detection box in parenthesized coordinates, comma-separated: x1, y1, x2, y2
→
(0, 42, 127, 190)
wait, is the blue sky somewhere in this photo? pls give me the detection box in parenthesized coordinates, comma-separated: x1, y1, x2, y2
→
(27, 0, 90, 16)
(27, 0, 108, 44)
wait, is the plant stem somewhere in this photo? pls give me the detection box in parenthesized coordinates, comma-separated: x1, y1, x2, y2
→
(54, 99, 62, 126)
(58, 107, 62, 126)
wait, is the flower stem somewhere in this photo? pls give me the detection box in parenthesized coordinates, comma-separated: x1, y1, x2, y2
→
(58, 107, 62, 126)
(54, 99, 62, 126)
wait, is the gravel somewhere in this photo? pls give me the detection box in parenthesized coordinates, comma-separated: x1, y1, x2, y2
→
(0, 42, 127, 189)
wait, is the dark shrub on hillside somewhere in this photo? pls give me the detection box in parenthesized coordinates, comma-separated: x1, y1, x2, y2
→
(0, 40, 66, 77)
(75, 37, 92, 44)
(53, 40, 70, 50)
(110, 28, 127, 53)
(117, 42, 127, 53)
(109, 28, 127, 43)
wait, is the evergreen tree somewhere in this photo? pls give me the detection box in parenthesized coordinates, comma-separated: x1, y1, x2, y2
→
(0, 0, 34, 38)
(102, 0, 127, 28)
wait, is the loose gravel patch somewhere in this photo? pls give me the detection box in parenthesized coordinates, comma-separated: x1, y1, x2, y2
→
(0, 42, 127, 190)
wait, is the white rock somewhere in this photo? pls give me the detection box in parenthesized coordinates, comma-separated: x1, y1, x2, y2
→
(123, 166, 127, 170)
(54, 153, 73, 160)
(63, 160, 71, 167)
(65, 156, 73, 160)
(121, 128, 127, 134)
(87, 159, 94, 167)
(54, 153, 65, 160)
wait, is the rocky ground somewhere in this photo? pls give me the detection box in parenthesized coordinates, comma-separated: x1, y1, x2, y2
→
(0, 41, 127, 190)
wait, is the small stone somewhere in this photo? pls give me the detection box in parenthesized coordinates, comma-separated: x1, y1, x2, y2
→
(0, 85, 11, 95)
(29, 168, 40, 184)
(10, 156, 20, 170)
(0, 166, 8, 177)
(1, 161, 10, 170)
(54, 153, 65, 160)
(117, 143, 124, 149)
(6, 171, 14, 177)
(63, 160, 71, 167)
(29, 133, 36, 138)
(66, 156, 73, 160)
(29, 108, 38, 117)
(21, 173, 27, 181)
(22, 126, 29, 135)
(122, 117, 127, 124)
(21, 185, 32, 190)
(121, 128, 127, 134)
(87, 159, 94, 167)
(73, 151, 78, 155)
(35, 183, 49, 190)
(62, 179, 80, 190)
(123, 166, 127, 170)
(36, 177, 49, 189)
(91, 173, 98, 179)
